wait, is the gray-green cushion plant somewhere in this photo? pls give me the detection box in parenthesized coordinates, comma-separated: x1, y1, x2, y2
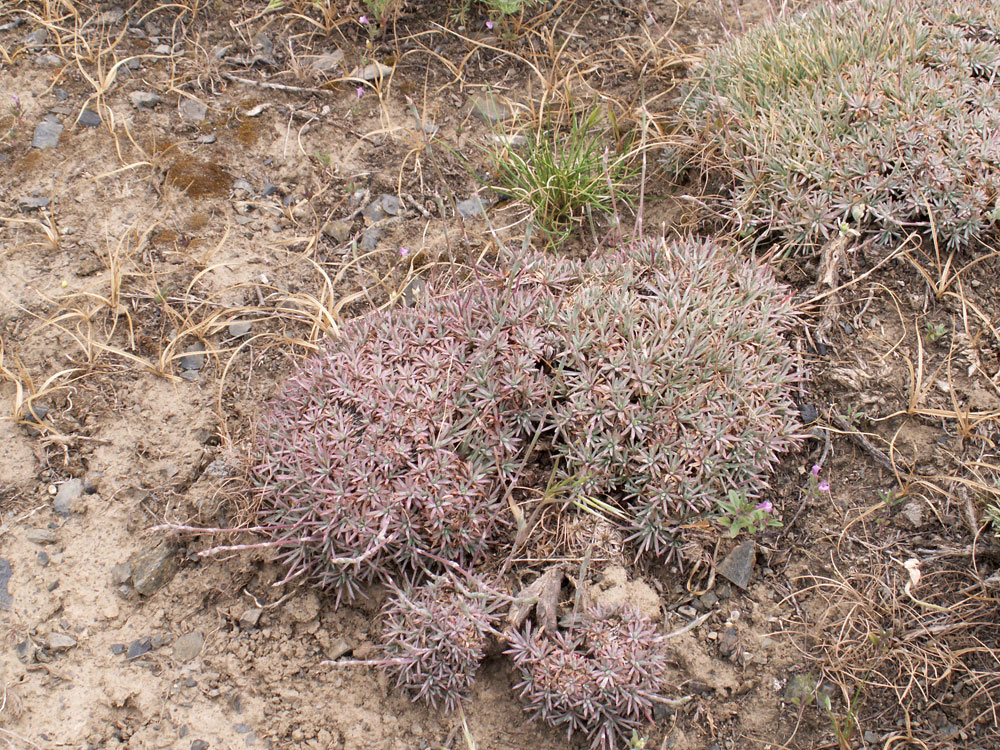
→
(682, 0, 1000, 253)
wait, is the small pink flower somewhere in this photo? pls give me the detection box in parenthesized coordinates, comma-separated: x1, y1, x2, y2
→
(359, 14, 369, 24)
(755, 501, 773, 513)
(356, 86, 364, 99)
(818, 481, 830, 492)
(811, 464, 822, 477)
(399, 246, 410, 257)
(485, 20, 495, 30)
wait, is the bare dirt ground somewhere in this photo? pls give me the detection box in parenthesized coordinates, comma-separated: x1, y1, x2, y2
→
(1, 1, 999, 749)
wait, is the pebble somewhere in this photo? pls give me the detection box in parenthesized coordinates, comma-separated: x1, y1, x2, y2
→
(228, 322, 252, 337)
(111, 643, 126, 655)
(190, 740, 209, 750)
(457, 196, 487, 218)
(130, 91, 161, 109)
(53, 478, 84, 516)
(110, 562, 132, 586)
(178, 341, 206, 370)
(23, 28, 47, 50)
(172, 630, 204, 662)
(327, 638, 352, 661)
(54, 88, 68, 100)
(470, 93, 513, 123)
(179, 98, 208, 123)
(322, 220, 352, 242)
(402, 277, 426, 308)
(718, 626, 740, 659)
(233, 178, 253, 193)
(126, 58, 141, 70)
(153, 44, 172, 55)
(698, 590, 719, 608)
(26, 528, 58, 545)
(239, 608, 262, 629)
(45, 632, 77, 651)
(799, 403, 819, 424)
(0, 558, 12, 611)
(252, 31, 273, 57)
(307, 49, 344, 73)
(32, 116, 63, 149)
(361, 226, 383, 252)
(196, 134, 216, 144)
(896, 501, 925, 529)
(151, 632, 172, 649)
(349, 62, 393, 81)
(234, 724, 251, 734)
(363, 194, 400, 221)
(717, 539, 756, 590)
(98, 8, 125, 24)
(129, 541, 179, 596)
(78, 109, 102, 127)
(261, 183, 279, 197)
(37, 551, 49, 567)
(127, 636, 152, 660)
(18, 196, 51, 211)
(38, 54, 63, 66)
(677, 605, 697, 618)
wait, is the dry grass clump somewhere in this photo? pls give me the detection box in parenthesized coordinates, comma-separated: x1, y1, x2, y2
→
(682, 0, 1000, 253)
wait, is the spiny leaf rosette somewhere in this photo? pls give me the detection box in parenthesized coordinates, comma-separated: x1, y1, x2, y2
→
(682, 0, 1000, 253)
(381, 576, 499, 712)
(251, 267, 554, 603)
(506, 606, 672, 750)
(541, 237, 801, 558)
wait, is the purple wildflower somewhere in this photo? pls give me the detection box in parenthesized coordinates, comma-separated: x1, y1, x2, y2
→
(811, 464, 822, 477)
(755, 500, 773, 513)
(818, 481, 830, 492)
(359, 14, 369, 24)
(356, 86, 364, 99)
(486, 20, 495, 30)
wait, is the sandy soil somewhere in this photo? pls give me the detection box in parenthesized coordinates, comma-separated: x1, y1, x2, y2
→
(2, 1, 999, 749)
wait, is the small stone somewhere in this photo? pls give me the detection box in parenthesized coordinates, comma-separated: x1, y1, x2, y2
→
(677, 605, 697, 618)
(191, 740, 209, 750)
(37, 552, 49, 567)
(18, 196, 51, 211)
(53, 478, 84, 516)
(16, 639, 37, 663)
(110, 562, 132, 585)
(361, 226, 383, 252)
(151, 632, 172, 649)
(129, 91, 161, 109)
(228, 322, 252, 337)
(233, 179, 253, 193)
(699, 590, 719, 608)
(179, 98, 208, 123)
(23, 28, 47, 50)
(234, 724, 251, 734)
(127, 636, 152, 660)
(471, 93, 512, 123)
(239, 608, 262, 630)
(897, 501, 925, 529)
(0, 558, 12, 611)
(98, 8, 125, 24)
(38, 54, 63, 66)
(863, 731, 878, 743)
(718, 625, 739, 658)
(251, 31, 273, 57)
(153, 44, 172, 55)
(126, 58, 141, 70)
(47, 579, 59, 592)
(24, 404, 49, 424)
(32, 116, 63, 149)
(322, 220, 352, 242)
(457, 196, 487, 218)
(26, 528, 57, 545)
(402, 277, 426, 308)
(129, 541, 179, 596)
(111, 643, 126, 655)
(799, 403, 819, 424)
(327, 638, 352, 661)
(379, 194, 401, 216)
(178, 341, 206, 371)
(307, 50, 344, 73)
(716, 540, 756, 590)
(54, 88, 68, 100)
(45, 632, 77, 651)
(172, 630, 204, 662)
(261, 183, 279, 197)
(348, 62, 393, 81)
(78, 109, 102, 127)
(196, 134, 216, 144)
